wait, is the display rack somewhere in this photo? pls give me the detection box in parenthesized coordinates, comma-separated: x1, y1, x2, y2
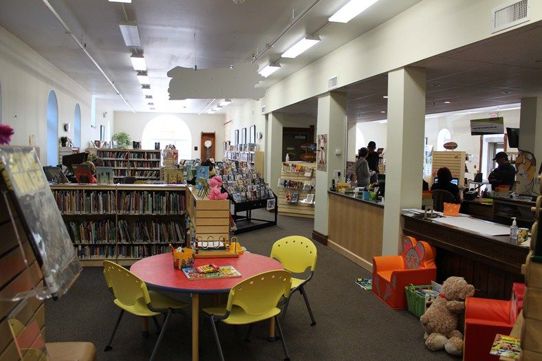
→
(277, 161, 316, 218)
(97, 149, 161, 182)
(220, 160, 277, 234)
(224, 143, 257, 164)
(51, 183, 186, 266)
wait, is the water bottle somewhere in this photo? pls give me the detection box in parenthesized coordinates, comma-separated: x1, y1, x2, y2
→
(510, 217, 518, 243)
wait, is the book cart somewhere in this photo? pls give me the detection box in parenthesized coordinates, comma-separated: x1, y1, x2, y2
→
(50, 183, 186, 266)
(220, 160, 277, 234)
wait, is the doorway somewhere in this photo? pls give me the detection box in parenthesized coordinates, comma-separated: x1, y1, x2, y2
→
(201, 132, 216, 162)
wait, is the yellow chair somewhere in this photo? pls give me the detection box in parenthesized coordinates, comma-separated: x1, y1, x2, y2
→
(271, 235, 318, 326)
(203, 270, 292, 361)
(102, 260, 187, 361)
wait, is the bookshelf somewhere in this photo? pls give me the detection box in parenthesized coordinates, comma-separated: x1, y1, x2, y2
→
(277, 161, 316, 218)
(51, 184, 186, 266)
(97, 149, 161, 182)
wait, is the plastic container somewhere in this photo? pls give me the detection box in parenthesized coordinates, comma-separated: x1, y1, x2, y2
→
(405, 284, 440, 318)
(510, 217, 518, 243)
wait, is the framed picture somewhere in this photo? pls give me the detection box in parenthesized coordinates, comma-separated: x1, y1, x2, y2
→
(266, 197, 276, 211)
(241, 128, 247, 145)
(234, 129, 239, 145)
(249, 125, 256, 144)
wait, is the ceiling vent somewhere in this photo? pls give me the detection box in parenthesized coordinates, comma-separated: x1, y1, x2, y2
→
(492, 0, 529, 33)
(328, 76, 338, 90)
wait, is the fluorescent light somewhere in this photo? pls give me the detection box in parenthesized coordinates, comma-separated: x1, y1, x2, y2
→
(219, 99, 232, 106)
(329, 0, 379, 23)
(281, 37, 320, 58)
(137, 72, 149, 85)
(119, 23, 141, 47)
(258, 64, 281, 78)
(130, 55, 147, 71)
(109, 0, 132, 3)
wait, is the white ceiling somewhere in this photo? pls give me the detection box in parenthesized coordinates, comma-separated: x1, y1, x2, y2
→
(0, 0, 421, 114)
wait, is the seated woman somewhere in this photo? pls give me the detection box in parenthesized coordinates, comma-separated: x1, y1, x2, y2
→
(431, 167, 460, 203)
(75, 161, 97, 184)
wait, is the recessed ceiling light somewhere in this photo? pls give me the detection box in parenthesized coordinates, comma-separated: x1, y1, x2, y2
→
(281, 36, 320, 59)
(329, 0, 379, 23)
(383, 95, 388, 99)
(219, 99, 232, 106)
(150, 107, 155, 110)
(444, 101, 451, 104)
(137, 71, 150, 85)
(258, 64, 281, 78)
(130, 55, 147, 71)
(148, 102, 154, 106)
(145, 95, 152, 99)
(109, 0, 132, 3)
(142, 85, 152, 95)
(380, 110, 386, 114)
(119, 23, 141, 47)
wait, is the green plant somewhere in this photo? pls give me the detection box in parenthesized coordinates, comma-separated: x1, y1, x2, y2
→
(112, 132, 131, 148)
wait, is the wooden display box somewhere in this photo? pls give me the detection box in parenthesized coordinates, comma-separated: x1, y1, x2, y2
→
(521, 317, 542, 354)
(186, 186, 230, 242)
(523, 287, 542, 321)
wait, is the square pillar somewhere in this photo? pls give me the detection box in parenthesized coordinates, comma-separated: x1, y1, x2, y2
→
(519, 97, 542, 167)
(382, 67, 426, 255)
(314, 92, 347, 238)
(265, 112, 284, 193)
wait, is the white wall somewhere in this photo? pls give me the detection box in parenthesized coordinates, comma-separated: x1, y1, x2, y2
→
(225, 99, 266, 149)
(263, 0, 542, 113)
(113, 111, 226, 160)
(0, 26, 112, 164)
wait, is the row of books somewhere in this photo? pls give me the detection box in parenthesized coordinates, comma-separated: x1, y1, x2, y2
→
(76, 245, 116, 259)
(224, 151, 255, 163)
(66, 220, 116, 243)
(53, 190, 185, 214)
(281, 163, 314, 176)
(225, 144, 257, 152)
(75, 244, 177, 259)
(219, 161, 273, 202)
(117, 220, 184, 243)
(98, 151, 160, 160)
(112, 169, 160, 177)
(278, 178, 315, 191)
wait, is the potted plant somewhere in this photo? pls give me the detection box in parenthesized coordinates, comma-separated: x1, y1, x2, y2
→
(111, 132, 131, 149)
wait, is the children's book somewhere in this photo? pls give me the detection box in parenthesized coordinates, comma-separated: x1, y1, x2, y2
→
(195, 166, 209, 190)
(183, 265, 241, 280)
(96, 166, 114, 184)
(490, 334, 521, 359)
(355, 278, 372, 291)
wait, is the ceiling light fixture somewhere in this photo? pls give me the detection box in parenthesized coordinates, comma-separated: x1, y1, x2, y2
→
(219, 99, 232, 106)
(130, 54, 147, 71)
(109, 0, 132, 3)
(329, 0, 379, 23)
(142, 85, 152, 95)
(383, 95, 388, 99)
(281, 36, 320, 59)
(137, 71, 150, 85)
(258, 64, 281, 78)
(444, 101, 451, 104)
(119, 23, 141, 47)
(145, 95, 152, 99)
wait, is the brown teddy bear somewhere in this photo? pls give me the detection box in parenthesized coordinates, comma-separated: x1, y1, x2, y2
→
(420, 276, 475, 356)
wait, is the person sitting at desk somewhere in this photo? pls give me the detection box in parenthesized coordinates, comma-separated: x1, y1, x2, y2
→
(488, 151, 516, 191)
(431, 167, 460, 203)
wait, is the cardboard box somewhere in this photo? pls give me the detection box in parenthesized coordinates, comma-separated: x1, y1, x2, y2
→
(523, 288, 542, 321)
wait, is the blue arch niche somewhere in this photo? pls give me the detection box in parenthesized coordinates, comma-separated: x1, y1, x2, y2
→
(47, 90, 59, 165)
(74, 103, 81, 148)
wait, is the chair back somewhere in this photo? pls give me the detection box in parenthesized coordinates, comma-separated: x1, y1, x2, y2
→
(432, 189, 456, 211)
(401, 236, 436, 269)
(270, 236, 317, 274)
(226, 270, 291, 316)
(103, 260, 152, 308)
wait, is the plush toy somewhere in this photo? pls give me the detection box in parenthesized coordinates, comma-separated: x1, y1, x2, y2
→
(420, 276, 475, 356)
(0, 124, 14, 145)
(208, 176, 228, 200)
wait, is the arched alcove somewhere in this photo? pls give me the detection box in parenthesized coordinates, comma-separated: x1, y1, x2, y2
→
(142, 115, 192, 160)
(47, 90, 59, 166)
(0, 82, 3, 123)
(74, 104, 81, 147)
(436, 128, 452, 151)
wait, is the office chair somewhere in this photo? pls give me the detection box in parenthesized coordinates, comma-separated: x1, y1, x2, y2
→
(431, 189, 457, 212)
(102, 261, 187, 361)
(271, 235, 318, 326)
(202, 270, 292, 361)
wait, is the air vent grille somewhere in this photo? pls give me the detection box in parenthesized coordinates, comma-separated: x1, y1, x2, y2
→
(492, 0, 528, 33)
(328, 76, 338, 89)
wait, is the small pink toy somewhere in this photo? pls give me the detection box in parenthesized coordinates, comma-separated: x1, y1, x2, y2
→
(0, 124, 14, 145)
(208, 176, 228, 200)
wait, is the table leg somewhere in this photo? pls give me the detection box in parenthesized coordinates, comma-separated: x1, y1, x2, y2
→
(268, 317, 276, 340)
(192, 293, 199, 361)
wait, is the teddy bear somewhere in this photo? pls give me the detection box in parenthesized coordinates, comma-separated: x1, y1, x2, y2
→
(207, 176, 228, 200)
(420, 276, 475, 356)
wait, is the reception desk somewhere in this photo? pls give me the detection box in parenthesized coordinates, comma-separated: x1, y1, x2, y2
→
(402, 212, 529, 299)
(328, 191, 383, 271)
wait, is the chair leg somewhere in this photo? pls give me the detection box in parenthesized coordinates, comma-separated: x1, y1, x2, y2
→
(300, 285, 316, 326)
(281, 296, 291, 321)
(275, 316, 291, 361)
(244, 324, 253, 342)
(152, 316, 161, 334)
(209, 316, 225, 361)
(104, 309, 125, 351)
(149, 310, 172, 361)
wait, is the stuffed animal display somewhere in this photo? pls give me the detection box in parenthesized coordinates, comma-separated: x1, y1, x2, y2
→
(420, 276, 475, 356)
(208, 176, 228, 200)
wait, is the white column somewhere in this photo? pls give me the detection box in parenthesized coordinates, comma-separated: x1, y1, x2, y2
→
(519, 97, 542, 166)
(266, 112, 284, 193)
(382, 67, 426, 255)
(314, 92, 347, 237)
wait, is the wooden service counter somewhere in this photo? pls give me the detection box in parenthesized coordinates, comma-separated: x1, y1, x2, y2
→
(328, 191, 383, 271)
(402, 213, 528, 300)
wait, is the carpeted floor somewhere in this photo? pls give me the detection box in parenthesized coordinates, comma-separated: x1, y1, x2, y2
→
(45, 212, 456, 361)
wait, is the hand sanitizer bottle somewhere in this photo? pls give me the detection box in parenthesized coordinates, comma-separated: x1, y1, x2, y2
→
(510, 217, 518, 243)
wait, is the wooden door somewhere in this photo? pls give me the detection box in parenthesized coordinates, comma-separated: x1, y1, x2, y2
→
(201, 132, 216, 161)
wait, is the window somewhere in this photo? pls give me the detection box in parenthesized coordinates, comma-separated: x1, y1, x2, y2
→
(0, 82, 3, 123)
(47, 90, 59, 166)
(142, 115, 192, 160)
(74, 104, 81, 148)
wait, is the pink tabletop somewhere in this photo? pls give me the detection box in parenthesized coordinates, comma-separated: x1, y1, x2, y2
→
(130, 252, 283, 294)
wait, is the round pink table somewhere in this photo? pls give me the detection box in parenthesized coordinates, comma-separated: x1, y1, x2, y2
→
(131, 252, 283, 361)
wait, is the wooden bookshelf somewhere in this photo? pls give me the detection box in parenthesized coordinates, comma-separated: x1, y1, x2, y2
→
(97, 149, 161, 181)
(277, 161, 316, 218)
(50, 183, 186, 266)
(185, 186, 230, 244)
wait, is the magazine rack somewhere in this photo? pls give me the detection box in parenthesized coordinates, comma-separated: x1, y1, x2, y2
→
(230, 192, 278, 234)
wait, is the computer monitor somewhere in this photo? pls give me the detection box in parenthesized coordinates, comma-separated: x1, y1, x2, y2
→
(62, 152, 88, 173)
(506, 127, 520, 148)
(434, 177, 459, 185)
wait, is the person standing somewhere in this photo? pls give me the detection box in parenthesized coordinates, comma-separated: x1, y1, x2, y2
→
(355, 147, 371, 187)
(367, 141, 380, 174)
(488, 152, 516, 190)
